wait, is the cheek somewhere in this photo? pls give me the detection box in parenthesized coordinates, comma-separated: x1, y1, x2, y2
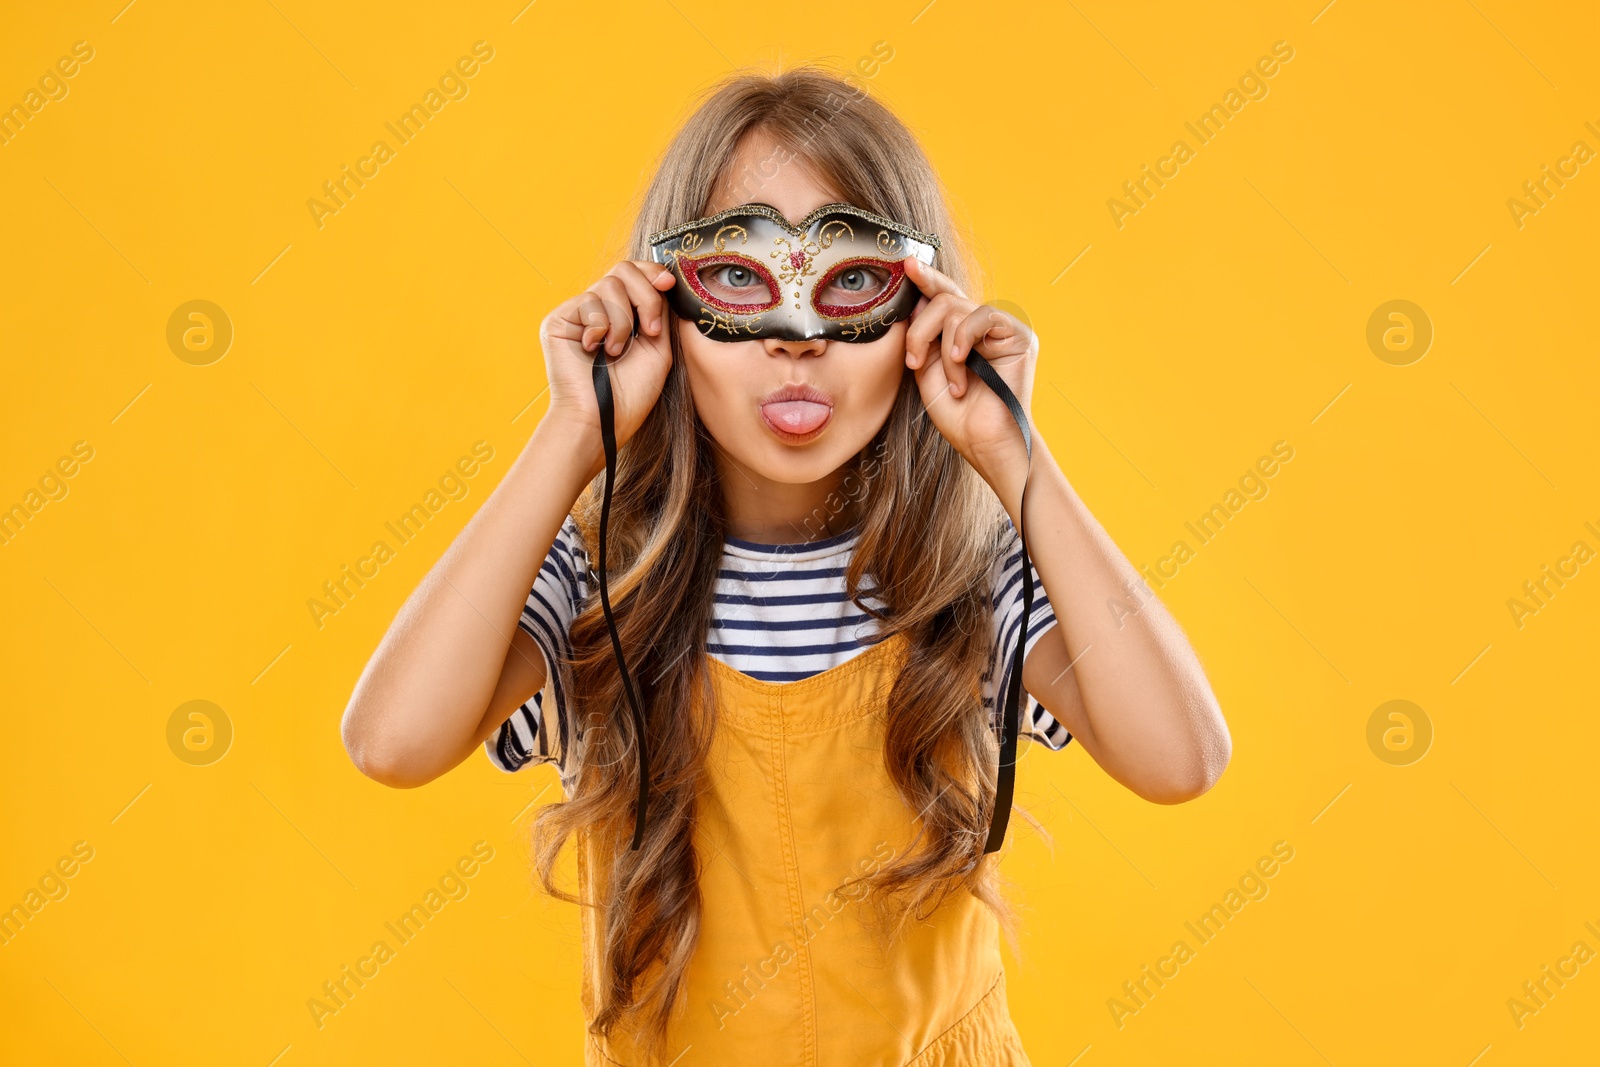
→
(677, 320, 725, 389)
(853, 325, 909, 398)
(678, 322, 754, 430)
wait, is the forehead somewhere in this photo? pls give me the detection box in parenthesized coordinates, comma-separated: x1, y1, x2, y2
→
(705, 128, 844, 224)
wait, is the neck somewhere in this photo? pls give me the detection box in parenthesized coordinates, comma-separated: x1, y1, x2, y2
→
(716, 452, 861, 545)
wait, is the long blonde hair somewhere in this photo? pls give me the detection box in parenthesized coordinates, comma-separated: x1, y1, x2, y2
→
(529, 64, 1038, 1065)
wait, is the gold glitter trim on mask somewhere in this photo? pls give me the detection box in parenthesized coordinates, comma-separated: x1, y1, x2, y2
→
(711, 223, 749, 252)
(835, 302, 900, 339)
(696, 306, 764, 336)
(649, 201, 941, 251)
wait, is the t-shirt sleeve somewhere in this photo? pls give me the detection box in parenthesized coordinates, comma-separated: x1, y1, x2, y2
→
(484, 514, 588, 787)
(983, 517, 1073, 751)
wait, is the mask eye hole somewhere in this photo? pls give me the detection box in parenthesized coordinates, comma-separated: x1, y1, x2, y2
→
(683, 254, 780, 313)
(813, 257, 905, 318)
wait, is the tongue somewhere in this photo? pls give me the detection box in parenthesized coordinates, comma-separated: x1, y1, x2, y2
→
(764, 400, 831, 435)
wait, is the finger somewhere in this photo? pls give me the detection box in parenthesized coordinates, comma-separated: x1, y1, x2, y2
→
(949, 305, 1009, 369)
(905, 294, 929, 367)
(638, 259, 677, 290)
(904, 292, 964, 369)
(980, 305, 1031, 360)
(610, 261, 673, 337)
(543, 295, 589, 342)
(903, 255, 967, 301)
(608, 262, 665, 337)
(592, 276, 635, 355)
(907, 323, 948, 396)
(941, 308, 971, 397)
(574, 291, 609, 354)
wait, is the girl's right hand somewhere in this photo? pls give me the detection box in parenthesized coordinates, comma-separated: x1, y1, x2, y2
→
(539, 260, 678, 477)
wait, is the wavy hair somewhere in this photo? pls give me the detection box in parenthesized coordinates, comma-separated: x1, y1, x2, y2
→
(527, 64, 1041, 1066)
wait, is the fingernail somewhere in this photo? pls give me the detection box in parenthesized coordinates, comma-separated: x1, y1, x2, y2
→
(650, 319, 660, 334)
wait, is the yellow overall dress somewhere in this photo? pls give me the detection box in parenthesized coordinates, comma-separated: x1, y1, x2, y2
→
(578, 630, 1033, 1066)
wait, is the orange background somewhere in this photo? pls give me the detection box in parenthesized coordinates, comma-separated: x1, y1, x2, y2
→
(2, 1, 1597, 1064)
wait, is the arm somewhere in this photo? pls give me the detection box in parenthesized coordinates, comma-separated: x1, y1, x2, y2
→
(900, 255, 1230, 805)
(995, 433, 1232, 804)
(341, 258, 678, 788)
(341, 417, 599, 787)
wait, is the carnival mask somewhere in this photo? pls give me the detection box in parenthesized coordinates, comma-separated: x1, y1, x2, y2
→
(647, 202, 941, 343)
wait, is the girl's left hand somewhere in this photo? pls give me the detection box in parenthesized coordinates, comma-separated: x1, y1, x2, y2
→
(902, 256, 1038, 504)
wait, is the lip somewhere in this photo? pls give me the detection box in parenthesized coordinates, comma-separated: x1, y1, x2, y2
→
(761, 382, 834, 406)
(759, 382, 834, 442)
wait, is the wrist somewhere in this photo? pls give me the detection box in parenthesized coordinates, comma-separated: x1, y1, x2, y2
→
(982, 433, 1048, 529)
(979, 444, 1030, 527)
(530, 411, 604, 488)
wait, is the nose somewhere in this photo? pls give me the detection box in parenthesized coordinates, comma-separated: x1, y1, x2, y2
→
(763, 335, 826, 359)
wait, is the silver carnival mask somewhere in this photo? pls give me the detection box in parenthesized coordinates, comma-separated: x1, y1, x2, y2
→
(647, 202, 941, 343)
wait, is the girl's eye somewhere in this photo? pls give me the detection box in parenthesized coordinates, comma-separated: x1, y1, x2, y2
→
(817, 264, 892, 308)
(697, 261, 777, 306)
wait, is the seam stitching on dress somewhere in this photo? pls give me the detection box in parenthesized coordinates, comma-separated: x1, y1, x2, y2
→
(713, 687, 896, 739)
(705, 630, 908, 699)
(586, 1031, 630, 1066)
(903, 968, 1007, 1066)
(770, 683, 817, 1067)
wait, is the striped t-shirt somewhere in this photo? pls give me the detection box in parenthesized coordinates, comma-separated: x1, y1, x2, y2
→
(486, 516, 1072, 789)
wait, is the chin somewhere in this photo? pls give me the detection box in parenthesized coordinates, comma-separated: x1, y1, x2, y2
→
(746, 430, 861, 484)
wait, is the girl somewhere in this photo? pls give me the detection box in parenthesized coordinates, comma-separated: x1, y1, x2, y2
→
(342, 67, 1230, 1066)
